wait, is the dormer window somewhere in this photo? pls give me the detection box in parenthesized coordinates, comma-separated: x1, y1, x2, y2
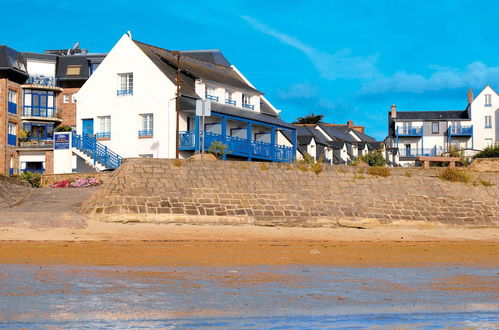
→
(117, 73, 133, 96)
(242, 94, 254, 110)
(67, 65, 81, 76)
(205, 85, 218, 101)
(225, 89, 235, 106)
(485, 94, 492, 107)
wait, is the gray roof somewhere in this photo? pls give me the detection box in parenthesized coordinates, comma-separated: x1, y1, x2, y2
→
(0, 45, 28, 82)
(134, 40, 262, 95)
(333, 125, 377, 142)
(180, 96, 295, 129)
(318, 125, 358, 143)
(181, 50, 231, 67)
(260, 99, 279, 117)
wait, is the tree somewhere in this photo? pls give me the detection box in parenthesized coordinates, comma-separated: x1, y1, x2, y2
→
(293, 113, 324, 125)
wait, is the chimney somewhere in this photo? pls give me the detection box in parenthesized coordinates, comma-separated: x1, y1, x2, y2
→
(390, 104, 397, 118)
(347, 120, 354, 128)
(467, 88, 473, 104)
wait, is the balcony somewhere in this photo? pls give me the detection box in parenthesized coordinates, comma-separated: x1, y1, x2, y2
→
(399, 148, 445, 158)
(449, 125, 472, 136)
(96, 132, 111, 139)
(7, 134, 16, 146)
(243, 103, 254, 110)
(138, 129, 153, 137)
(179, 130, 294, 163)
(17, 139, 54, 149)
(22, 107, 61, 121)
(225, 99, 236, 106)
(117, 89, 133, 96)
(8, 102, 17, 115)
(206, 94, 219, 102)
(23, 75, 61, 91)
(396, 126, 423, 136)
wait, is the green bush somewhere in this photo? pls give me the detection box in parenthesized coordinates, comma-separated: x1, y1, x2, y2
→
(438, 168, 472, 183)
(359, 149, 386, 167)
(446, 146, 470, 166)
(55, 125, 73, 132)
(208, 141, 229, 159)
(474, 145, 499, 159)
(18, 171, 41, 188)
(367, 166, 391, 177)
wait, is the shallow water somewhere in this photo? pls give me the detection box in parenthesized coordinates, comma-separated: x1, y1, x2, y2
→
(0, 265, 497, 329)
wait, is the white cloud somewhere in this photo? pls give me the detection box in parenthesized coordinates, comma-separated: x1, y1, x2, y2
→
(242, 15, 378, 80)
(359, 61, 499, 95)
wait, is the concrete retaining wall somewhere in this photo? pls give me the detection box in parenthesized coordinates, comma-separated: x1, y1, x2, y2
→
(79, 159, 499, 227)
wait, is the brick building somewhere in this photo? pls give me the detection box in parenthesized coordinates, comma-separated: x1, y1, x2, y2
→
(0, 44, 105, 175)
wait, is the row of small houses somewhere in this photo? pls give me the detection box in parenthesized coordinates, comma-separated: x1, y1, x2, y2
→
(285, 123, 398, 165)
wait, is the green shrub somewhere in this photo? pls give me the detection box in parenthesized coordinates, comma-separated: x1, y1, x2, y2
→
(367, 166, 391, 177)
(208, 141, 229, 159)
(359, 149, 386, 167)
(474, 145, 499, 159)
(479, 179, 494, 187)
(311, 161, 323, 176)
(55, 125, 73, 132)
(438, 168, 472, 183)
(18, 171, 41, 188)
(446, 146, 471, 166)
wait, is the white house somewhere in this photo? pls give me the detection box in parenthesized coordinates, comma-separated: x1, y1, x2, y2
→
(75, 34, 296, 166)
(387, 86, 499, 166)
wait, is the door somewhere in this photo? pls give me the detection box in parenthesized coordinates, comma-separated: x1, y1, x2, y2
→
(405, 144, 411, 157)
(82, 119, 94, 136)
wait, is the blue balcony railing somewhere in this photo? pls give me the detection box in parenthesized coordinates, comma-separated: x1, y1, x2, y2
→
(396, 126, 423, 136)
(179, 130, 294, 163)
(138, 129, 153, 136)
(206, 94, 219, 101)
(243, 103, 254, 110)
(399, 148, 445, 157)
(18, 139, 54, 149)
(96, 132, 111, 139)
(27, 75, 57, 87)
(72, 134, 122, 169)
(449, 125, 472, 135)
(117, 89, 133, 96)
(225, 99, 236, 106)
(7, 134, 16, 146)
(22, 107, 57, 118)
(8, 102, 17, 114)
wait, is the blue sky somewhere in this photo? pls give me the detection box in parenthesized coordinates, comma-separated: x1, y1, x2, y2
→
(2, 0, 499, 139)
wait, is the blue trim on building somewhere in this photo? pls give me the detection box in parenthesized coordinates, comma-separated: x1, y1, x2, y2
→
(7, 134, 16, 146)
(138, 129, 153, 136)
(8, 102, 17, 114)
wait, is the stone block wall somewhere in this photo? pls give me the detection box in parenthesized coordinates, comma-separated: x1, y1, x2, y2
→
(79, 159, 499, 227)
(0, 174, 32, 208)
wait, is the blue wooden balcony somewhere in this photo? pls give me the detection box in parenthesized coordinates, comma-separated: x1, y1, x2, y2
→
(449, 125, 472, 136)
(8, 102, 17, 115)
(225, 99, 236, 106)
(206, 94, 219, 101)
(399, 148, 444, 158)
(179, 130, 294, 162)
(243, 103, 255, 110)
(396, 126, 423, 136)
(22, 107, 58, 119)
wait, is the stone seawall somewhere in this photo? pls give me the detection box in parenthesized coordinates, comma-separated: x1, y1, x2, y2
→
(0, 175, 33, 208)
(79, 159, 499, 227)
(469, 158, 499, 172)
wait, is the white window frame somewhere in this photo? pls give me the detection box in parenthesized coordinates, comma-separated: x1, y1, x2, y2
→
(97, 116, 111, 138)
(485, 94, 492, 107)
(7, 122, 16, 135)
(118, 73, 133, 95)
(485, 138, 493, 147)
(8, 89, 17, 104)
(431, 122, 439, 134)
(63, 94, 70, 103)
(72, 94, 77, 103)
(139, 113, 154, 136)
(485, 116, 492, 128)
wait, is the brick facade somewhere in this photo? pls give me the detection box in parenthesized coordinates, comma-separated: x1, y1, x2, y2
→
(80, 159, 499, 227)
(57, 87, 79, 127)
(0, 79, 23, 175)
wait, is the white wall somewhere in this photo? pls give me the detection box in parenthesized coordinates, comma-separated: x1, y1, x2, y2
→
(470, 86, 498, 150)
(26, 60, 56, 76)
(76, 34, 177, 159)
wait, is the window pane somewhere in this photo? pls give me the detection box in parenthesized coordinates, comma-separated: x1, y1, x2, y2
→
(67, 65, 81, 75)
